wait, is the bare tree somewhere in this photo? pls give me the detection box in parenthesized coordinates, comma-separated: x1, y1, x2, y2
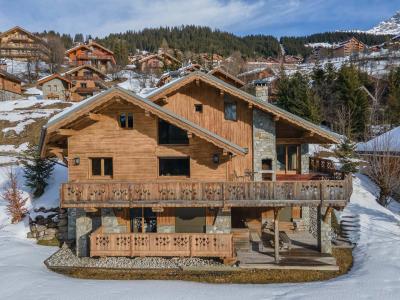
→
(1, 168, 28, 223)
(362, 132, 400, 207)
(334, 104, 355, 139)
(46, 35, 66, 73)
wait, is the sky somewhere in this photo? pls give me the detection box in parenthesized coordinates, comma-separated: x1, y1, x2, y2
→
(0, 0, 399, 37)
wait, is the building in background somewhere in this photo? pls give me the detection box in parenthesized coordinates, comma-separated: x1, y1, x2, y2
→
(0, 68, 22, 100)
(37, 73, 72, 100)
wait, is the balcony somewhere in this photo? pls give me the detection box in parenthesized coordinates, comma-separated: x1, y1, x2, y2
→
(90, 227, 234, 259)
(61, 174, 352, 209)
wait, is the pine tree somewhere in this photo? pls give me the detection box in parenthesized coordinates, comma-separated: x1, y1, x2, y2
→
(387, 67, 400, 126)
(334, 138, 359, 173)
(23, 144, 55, 198)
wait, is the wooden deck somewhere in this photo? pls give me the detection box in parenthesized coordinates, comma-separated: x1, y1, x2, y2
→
(237, 232, 339, 270)
(61, 174, 352, 208)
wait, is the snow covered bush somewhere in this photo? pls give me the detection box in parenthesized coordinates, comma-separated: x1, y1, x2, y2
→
(1, 168, 28, 223)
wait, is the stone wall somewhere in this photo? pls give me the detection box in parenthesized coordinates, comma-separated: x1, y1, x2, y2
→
(157, 225, 175, 233)
(0, 90, 21, 101)
(253, 109, 276, 181)
(101, 208, 128, 233)
(67, 208, 77, 241)
(301, 144, 309, 174)
(42, 78, 66, 99)
(317, 207, 332, 254)
(206, 209, 231, 233)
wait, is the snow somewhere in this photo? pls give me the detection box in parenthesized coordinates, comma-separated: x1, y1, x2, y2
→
(305, 42, 336, 48)
(367, 11, 400, 35)
(357, 126, 400, 152)
(0, 169, 400, 299)
(3, 59, 50, 77)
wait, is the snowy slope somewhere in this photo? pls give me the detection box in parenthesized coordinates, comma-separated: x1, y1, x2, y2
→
(0, 173, 400, 299)
(367, 11, 400, 35)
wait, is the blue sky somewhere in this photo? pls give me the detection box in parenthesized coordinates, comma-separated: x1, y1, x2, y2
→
(0, 0, 398, 37)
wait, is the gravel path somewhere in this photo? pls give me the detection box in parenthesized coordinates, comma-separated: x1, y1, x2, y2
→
(46, 244, 224, 269)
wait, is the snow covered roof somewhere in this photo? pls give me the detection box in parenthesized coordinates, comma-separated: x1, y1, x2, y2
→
(357, 126, 400, 153)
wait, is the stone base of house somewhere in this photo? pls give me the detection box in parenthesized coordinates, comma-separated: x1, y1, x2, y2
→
(0, 90, 21, 101)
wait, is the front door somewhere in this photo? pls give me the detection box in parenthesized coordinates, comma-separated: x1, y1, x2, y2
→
(277, 144, 301, 174)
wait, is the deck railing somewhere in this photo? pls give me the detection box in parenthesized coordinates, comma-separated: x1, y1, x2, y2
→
(90, 227, 234, 259)
(61, 175, 352, 208)
(309, 156, 347, 180)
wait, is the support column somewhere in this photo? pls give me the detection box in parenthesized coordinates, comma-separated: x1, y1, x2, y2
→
(274, 208, 280, 263)
(318, 206, 333, 254)
(75, 208, 93, 257)
(206, 208, 231, 233)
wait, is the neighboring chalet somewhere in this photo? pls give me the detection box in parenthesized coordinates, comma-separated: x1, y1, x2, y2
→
(65, 40, 116, 73)
(0, 26, 50, 61)
(37, 74, 72, 100)
(64, 65, 108, 101)
(134, 52, 181, 74)
(208, 68, 245, 89)
(0, 68, 22, 100)
(156, 63, 202, 87)
(309, 37, 366, 60)
(39, 71, 351, 267)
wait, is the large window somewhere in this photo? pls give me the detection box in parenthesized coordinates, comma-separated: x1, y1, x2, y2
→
(276, 144, 300, 174)
(224, 99, 237, 121)
(159, 157, 190, 177)
(158, 119, 188, 145)
(90, 157, 113, 177)
(119, 112, 134, 129)
(130, 208, 157, 233)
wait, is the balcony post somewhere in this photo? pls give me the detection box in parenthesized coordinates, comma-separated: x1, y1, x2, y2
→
(317, 206, 333, 254)
(76, 208, 93, 257)
(274, 207, 280, 263)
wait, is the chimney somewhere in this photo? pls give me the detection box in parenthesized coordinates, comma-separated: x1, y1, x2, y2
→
(255, 84, 268, 102)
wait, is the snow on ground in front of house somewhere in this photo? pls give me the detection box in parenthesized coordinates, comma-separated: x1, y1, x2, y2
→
(0, 171, 400, 299)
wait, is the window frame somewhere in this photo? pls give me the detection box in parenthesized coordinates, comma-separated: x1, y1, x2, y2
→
(158, 157, 190, 178)
(276, 144, 300, 175)
(224, 99, 237, 121)
(157, 119, 189, 145)
(89, 157, 113, 179)
(118, 112, 134, 129)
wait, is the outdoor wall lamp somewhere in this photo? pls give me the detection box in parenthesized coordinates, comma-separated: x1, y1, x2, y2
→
(73, 157, 80, 166)
(212, 154, 219, 164)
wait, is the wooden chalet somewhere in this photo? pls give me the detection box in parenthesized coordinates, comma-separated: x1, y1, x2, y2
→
(333, 37, 366, 57)
(37, 74, 72, 100)
(135, 52, 181, 74)
(63, 65, 108, 102)
(0, 68, 22, 100)
(208, 68, 245, 89)
(0, 26, 50, 61)
(156, 64, 202, 87)
(66, 40, 116, 73)
(39, 71, 352, 266)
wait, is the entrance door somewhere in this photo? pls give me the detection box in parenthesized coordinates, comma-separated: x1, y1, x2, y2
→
(277, 144, 300, 174)
(130, 208, 157, 233)
(175, 208, 206, 233)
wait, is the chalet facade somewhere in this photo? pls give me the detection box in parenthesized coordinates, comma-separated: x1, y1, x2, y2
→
(0, 69, 22, 100)
(66, 40, 116, 73)
(134, 52, 181, 74)
(64, 65, 108, 102)
(39, 71, 351, 266)
(0, 26, 50, 61)
(333, 37, 366, 57)
(37, 74, 72, 100)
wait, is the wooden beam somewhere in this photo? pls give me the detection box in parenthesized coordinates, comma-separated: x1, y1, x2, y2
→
(195, 79, 200, 87)
(87, 113, 109, 122)
(145, 110, 151, 117)
(187, 132, 193, 139)
(303, 131, 315, 138)
(57, 129, 77, 136)
(222, 149, 228, 156)
(274, 208, 281, 264)
(248, 103, 253, 109)
(84, 208, 98, 213)
(273, 115, 280, 122)
(219, 89, 224, 97)
(152, 207, 164, 213)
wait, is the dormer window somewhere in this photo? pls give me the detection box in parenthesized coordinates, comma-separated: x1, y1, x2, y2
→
(119, 112, 134, 129)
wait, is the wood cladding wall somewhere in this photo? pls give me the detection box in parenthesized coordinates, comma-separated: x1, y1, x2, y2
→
(67, 101, 230, 182)
(160, 82, 253, 179)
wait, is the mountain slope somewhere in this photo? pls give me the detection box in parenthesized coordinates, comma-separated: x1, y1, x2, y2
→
(367, 11, 400, 35)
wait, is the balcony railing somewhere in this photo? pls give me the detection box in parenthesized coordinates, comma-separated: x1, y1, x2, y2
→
(61, 174, 352, 208)
(90, 227, 234, 259)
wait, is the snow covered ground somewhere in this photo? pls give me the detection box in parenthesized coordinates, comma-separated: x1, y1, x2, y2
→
(0, 170, 399, 299)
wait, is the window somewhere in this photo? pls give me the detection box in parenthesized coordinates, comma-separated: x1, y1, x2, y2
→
(53, 85, 57, 92)
(158, 120, 188, 145)
(130, 208, 157, 233)
(194, 104, 203, 113)
(159, 157, 190, 177)
(90, 157, 113, 177)
(119, 112, 134, 129)
(80, 83, 87, 88)
(276, 144, 300, 174)
(224, 99, 237, 121)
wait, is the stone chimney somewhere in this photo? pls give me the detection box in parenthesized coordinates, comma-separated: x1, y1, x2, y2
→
(255, 84, 268, 102)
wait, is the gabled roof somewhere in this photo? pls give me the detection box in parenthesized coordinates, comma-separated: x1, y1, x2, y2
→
(139, 52, 181, 64)
(0, 69, 22, 83)
(39, 87, 247, 157)
(0, 26, 45, 43)
(66, 41, 114, 55)
(63, 65, 108, 79)
(208, 68, 245, 88)
(146, 71, 341, 144)
(37, 73, 71, 85)
(65, 44, 91, 54)
(89, 41, 114, 55)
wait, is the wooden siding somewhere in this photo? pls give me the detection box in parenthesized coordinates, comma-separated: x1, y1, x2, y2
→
(0, 75, 21, 94)
(67, 101, 229, 182)
(160, 81, 253, 179)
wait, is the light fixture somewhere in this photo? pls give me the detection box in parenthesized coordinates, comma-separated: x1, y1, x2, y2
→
(73, 157, 80, 166)
(212, 154, 219, 164)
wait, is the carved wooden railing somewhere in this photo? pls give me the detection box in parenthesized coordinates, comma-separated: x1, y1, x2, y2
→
(90, 227, 234, 259)
(61, 177, 352, 208)
(309, 156, 346, 180)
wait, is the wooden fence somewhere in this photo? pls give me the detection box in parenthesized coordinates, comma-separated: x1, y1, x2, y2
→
(90, 227, 234, 259)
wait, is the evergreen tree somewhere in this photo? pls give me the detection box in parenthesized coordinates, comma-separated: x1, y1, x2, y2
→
(74, 33, 84, 43)
(23, 145, 55, 198)
(387, 67, 400, 126)
(334, 65, 370, 140)
(334, 138, 359, 173)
